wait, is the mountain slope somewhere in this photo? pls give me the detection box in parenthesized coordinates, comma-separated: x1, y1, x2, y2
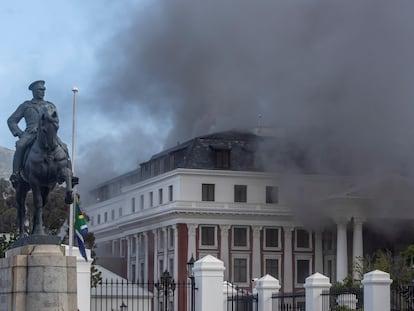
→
(0, 147, 13, 180)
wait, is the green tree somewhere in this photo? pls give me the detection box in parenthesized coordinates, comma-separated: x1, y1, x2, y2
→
(83, 215, 102, 287)
(354, 246, 414, 285)
(0, 233, 18, 257)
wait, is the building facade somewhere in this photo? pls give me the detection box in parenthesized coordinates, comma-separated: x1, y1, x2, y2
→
(85, 130, 414, 298)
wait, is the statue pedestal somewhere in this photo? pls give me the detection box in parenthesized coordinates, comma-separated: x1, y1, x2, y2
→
(0, 244, 77, 311)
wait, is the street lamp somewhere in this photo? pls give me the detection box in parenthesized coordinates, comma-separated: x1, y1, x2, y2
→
(156, 270, 176, 311)
(187, 255, 195, 311)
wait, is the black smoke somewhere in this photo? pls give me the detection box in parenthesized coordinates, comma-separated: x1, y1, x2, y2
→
(77, 0, 414, 206)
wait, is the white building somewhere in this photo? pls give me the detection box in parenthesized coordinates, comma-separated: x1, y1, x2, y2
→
(85, 130, 414, 309)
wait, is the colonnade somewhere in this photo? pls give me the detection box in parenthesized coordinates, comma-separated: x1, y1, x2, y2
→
(335, 217, 364, 282)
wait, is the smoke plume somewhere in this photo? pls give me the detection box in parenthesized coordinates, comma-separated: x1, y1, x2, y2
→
(78, 0, 414, 211)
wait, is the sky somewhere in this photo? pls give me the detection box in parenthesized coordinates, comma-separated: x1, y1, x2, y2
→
(2, 1, 414, 200)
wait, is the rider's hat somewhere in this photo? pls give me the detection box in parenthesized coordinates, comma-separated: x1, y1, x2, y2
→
(28, 80, 45, 91)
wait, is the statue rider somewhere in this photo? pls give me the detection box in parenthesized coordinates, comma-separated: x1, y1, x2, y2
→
(7, 80, 72, 187)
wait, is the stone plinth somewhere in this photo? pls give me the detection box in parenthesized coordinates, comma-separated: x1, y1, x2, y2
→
(0, 244, 77, 311)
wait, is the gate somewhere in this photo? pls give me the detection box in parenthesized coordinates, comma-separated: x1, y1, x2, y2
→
(91, 271, 194, 311)
(321, 287, 363, 311)
(272, 291, 306, 311)
(225, 282, 258, 311)
(391, 283, 414, 311)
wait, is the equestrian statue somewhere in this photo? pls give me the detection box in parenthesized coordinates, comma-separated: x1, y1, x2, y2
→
(7, 80, 78, 237)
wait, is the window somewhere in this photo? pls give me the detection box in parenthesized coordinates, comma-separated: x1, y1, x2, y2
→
(97, 214, 101, 225)
(131, 197, 136, 212)
(150, 192, 154, 207)
(323, 231, 334, 251)
(200, 226, 216, 247)
(132, 264, 136, 282)
(140, 262, 145, 281)
(296, 259, 311, 285)
(169, 227, 174, 248)
(159, 259, 164, 277)
(140, 194, 144, 210)
(233, 257, 248, 283)
(168, 185, 173, 202)
(202, 184, 215, 201)
(119, 207, 123, 217)
(158, 230, 165, 250)
(111, 209, 115, 220)
(265, 258, 279, 279)
(266, 186, 278, 203)
(104, 212, 108, 222)
(233, 227, 248, 248)
(169, 258, 174, 277)
(163, 157, 170, 172)
(159, 189, 163, 205)
(264, 227, 280, 249)
(215, 149, 231, 169)
(234, 185, 247, 203)
(296, 229, 311, 249)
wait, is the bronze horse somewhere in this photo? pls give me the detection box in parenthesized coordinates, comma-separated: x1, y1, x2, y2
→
(15, 103, 75, 236)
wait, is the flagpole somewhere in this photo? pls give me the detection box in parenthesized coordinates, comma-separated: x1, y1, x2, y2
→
(69, 87, 78, 256)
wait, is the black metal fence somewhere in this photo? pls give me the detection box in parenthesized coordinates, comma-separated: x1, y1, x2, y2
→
(321, 287, 363, 311)
(225, 283, 258, 311)
(391, 283, 414, 311)
(272, 291, 306, 311)
(91, 277, 194, 311)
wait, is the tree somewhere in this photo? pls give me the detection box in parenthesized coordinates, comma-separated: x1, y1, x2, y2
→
(0, 179, 71, 236)
(354, 246, 414, 285)
(0, 233, 18, 257)
(83, 213, 102, 287)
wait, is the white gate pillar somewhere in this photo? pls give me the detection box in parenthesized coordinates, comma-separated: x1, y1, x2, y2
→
(361, 270, 392, 311)
(255, 274, 281, 311)
(304, 273, 331, 311)
(194, 255, 225, 311)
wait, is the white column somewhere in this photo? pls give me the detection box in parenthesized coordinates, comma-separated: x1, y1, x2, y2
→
(336, 219, 348, 282)
(172, 225, 179, 279)
(283, 226, 294, 292)
(194, 255, 225, 311)
(135, 234, 139, 282)
(153, 229, 158, 280)
(143, 232, 149, 282)
(361, 270, 392, 311)
(163, 227, 168, 271)
(220, 224, 230, 279)
(172, 225, 178, 311)
(112, 240, 116, 256)
(314, 231, 323, 273)
(252, 226, 262, 280)
(187, 224, 197, 259)
(304, 273, 332, 311)
(255, 274, 281, 311)
(352, 218, 364, 280)
(126, 236, 131, 280)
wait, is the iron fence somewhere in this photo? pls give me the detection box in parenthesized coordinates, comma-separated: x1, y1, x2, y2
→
(271, 291, 306, 311)
(91, 278, 194, 311)
(391, 283, 414, 311)
(321, 287, 363, 311)
(225, 282, 258, 311)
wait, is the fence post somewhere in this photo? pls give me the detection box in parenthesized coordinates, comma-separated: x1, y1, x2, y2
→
(194, 255, 225, 311)
(361, 270, 392, 311)
(255, 274, 281, 311)
(304, 272, 331, 311)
